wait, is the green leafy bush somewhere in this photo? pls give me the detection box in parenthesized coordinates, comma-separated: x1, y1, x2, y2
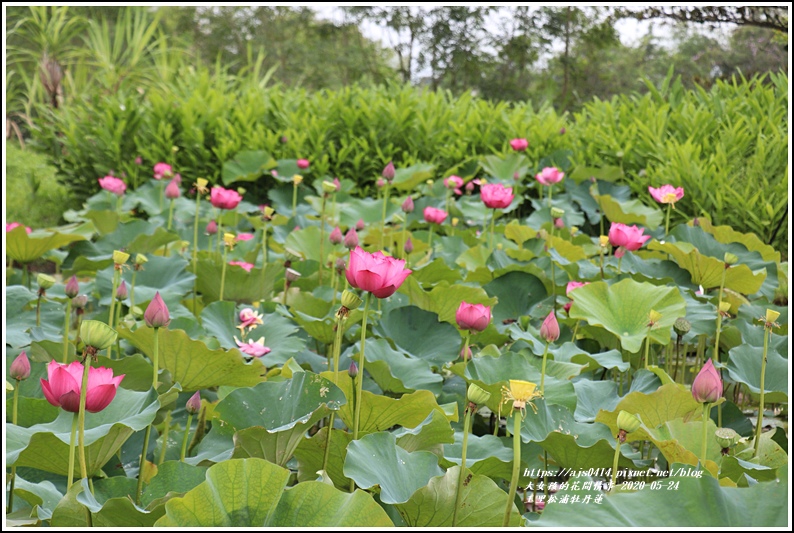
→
(29, 70, 788, 251)
(5, 142, 76, 229)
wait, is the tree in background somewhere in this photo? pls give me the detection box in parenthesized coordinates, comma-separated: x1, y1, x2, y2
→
(614, 6, 789, 33)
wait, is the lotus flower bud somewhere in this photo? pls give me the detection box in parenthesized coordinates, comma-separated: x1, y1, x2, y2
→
(165, 179, 181, 199)
(113, 250, 130, 265)
(382, 161, 395, 181)
(554, 218, 564, 229)
(348, 361, 358, 378)
(460, 345, 472, 361)
(404, 237, 413, 255)
(550, 207, 565, 219)
(617, 410, 642, 433)
(341, 290, 363, 310)
(465, 181, 474, 192)
(344, 229, 359, 250)
(64, 276, 80, 298)
(297, 159, 310, 170)
(723, 252, 738, 266)
(335, 257, 346, 274)
(329, 226, 343, 245)
(186, 391, 202, 415)
(280, 135, 288, 144)
(206, 220, 218, 235)
(72, 294, 89, 310)
(356, 219, 365, 231)
(292, 174, 303, 186)
(692, 359, 722, 404)
(376, 178, 386, 189)
(539, 311, 560, 343)
(115, 280, 128, 300)
(285, 268, 301, 283)
(144, 292, 171, 329)
(673, 317, 691, 337)
(81, 320, 118, 351)
(37, 274, 56, 291)
(10, 351, 31, 381)
(322, 180, 338, 194)
(467, 383, 491, 406)
(402, 196, 414, 213)
(715, 427, 739, 449)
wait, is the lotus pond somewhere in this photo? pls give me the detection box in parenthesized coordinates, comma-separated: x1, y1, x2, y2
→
(4, 153, 789, 527)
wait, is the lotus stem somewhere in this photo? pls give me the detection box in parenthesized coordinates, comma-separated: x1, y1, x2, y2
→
(349, 292, 373, 491)
(643, 334, 651, 370)
(159, 181, 165, 212)
(599, 246, 605, 280)
(180, 413, 194, 462)
(700, 402, 711, 464)
(7, 385, 21, 512)
(380, 183, 390, 251)
(322, 314, 346, 474)
(77, 354, 91, 492)
(713, 269, 727, 362)
(219, 243, 228, 303)
(164, 199, 176, 256)
(158, 411, 171, 465)
(489, 208, 496, 253)
(135, 423, 152, 505)
(319, 195, 327, 286)
(66, 411, 78, 489)
(151, 327, 160, 390)
(502, 410, 522, 527)
(754, 327, 769, 457)
(540, 342, 550, 396)
(36, 293, 42, 327)
(462, 330, 471, 375)
(664, 203, 672, 235)
(292, 182, 298, 218)
(428, 224, 435, 254)
(62, 299, 72, 363)
(452, 402, 474, 526)
(610, 433, 622, 489)
(107, 268, 121, 359)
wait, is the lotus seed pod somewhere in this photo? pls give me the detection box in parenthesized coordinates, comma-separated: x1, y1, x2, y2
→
(113, 250, 130, 265)
(616, 410, 642, 433)
(599, 235, 609, 247)
(723, 252, 738, 266)
(648, 309, 662, 326)
(284, 248, 302, 263)
(322, 180, 337, 194)
(467, 383, 491, 406)
(285, 268, 302, 282)
(72, 294, 89, 309)
(292, 174, 303, 186)
(673, 317, 691, 337)
(37, 273, 56, 291)
(550, 207, 565, 219)
(80, 320, 118, 351)
(341, 290, 363, 310)
(765, 309, 781, 324)
(715, 427, 739, 449)
(135, 254, 148, 266)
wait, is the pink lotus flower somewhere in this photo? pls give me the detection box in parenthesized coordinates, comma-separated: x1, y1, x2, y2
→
(6, 222, 32, 234)
(423, 206, 448, 225)
(402, 197, 414, 213)
(535, 167, 564, 186)
(237, 308, 263, 333)
(344, 228, 359, 250)
(404, 237, 413, 254)
(229, 261, 254, 272)
(444, 175, 464, 195)
(10, 351, 31, 381)
(206, 220, 218, 235)
(98, 176, 127, 196)
(135, 156, 143, 165)
(210, 186, 243, 210)
(65, 275, 80, 298)
(455, 302, 491, 332)
(165, 179, 181, 199)
(554, 218, 564, 229)
(333, 177, 341, 191)
(510, 138, 529, 151)
(566, 281, 589, 296)
(608, 222, 651, 258)
(40, 361, 124, 413)
(376, 178, 386, 188)
(692, 359, 722, 404)
(153, 163, 173, 180)
(329, 226, 343, 245)
(297, 159, 310, 170)
(649, 184, 684, 207)
(540, 311, 560, 343)
(144, 292, 170, 328)
(382, 161, 395, 181)
(237, 233, 255, 241)
(465, 181, 475, 193)
(356, 219, 366, 231)
(235, 337, 271, 358)
(345, 246, 412, 299)
(480, 183, 514, 209)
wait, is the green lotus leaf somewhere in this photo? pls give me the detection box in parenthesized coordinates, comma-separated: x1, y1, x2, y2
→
(295, 428, 353, 490)
(568, 165, 624, 184)
(141, 461, 208, 507)
(155, 458, 391, 526)
(593, 192, 663, 229)
(10, 475, 63, 520)
(117, 325, 266, 391)
(393, 409, 454, 453)
(95, 255, 195, 305)
(7, 388, 158, 477)
(394, 466, 522, 527)
(534, 465, 788, 527)
(6, 226, 86, 264)
(441, 433, 514, 480)
(574, 380, 621, 423)
(643, 417, 722, 472)
(504, 220, 538, 245)
(409, 258, 463, 286)
(727, 344, 788, 402)
(719, 456, 777, 485)
(568, 279, 687, 353)
(484, 271, 547, 329)
(648, 240, 766, 294)
(344, 431, 443, 504)
(390, 162, 436, 192)
(693, 218, 779, 262)
(376, 306, 463, 367)
(480, 153, 530, 182)
(191, 251, 277, 304)
(360, 338, 443, 395)
(222, 150, 276, 185)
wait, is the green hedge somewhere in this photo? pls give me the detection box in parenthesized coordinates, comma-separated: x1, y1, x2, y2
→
(29, 70, 788, 251)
